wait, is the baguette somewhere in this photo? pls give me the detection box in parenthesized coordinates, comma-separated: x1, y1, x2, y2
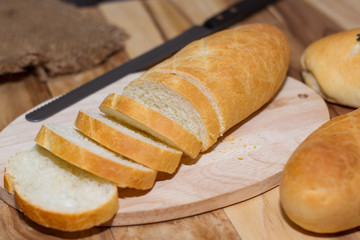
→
(280, 108, 360, 233)
(100, 94, 202, 158)
(4, 144, 118, 232)
(75, 110, 182, 173)
(35, 123, 157, 190)
(106, 23, 289, 157)
(147, 23, 290, 134)
(301, 28, 360, 108)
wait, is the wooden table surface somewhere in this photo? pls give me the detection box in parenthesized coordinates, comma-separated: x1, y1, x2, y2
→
(1, 0, 359, 239)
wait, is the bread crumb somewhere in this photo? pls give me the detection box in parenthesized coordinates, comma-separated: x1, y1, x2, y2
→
(238, 157, 244, 160)
(224, 135, 235, 142)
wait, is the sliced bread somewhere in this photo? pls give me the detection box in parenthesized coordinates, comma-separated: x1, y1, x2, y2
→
(145, 24, 290, 134)
(4, 144, 118, 232)
(99, 94, 202, 158)
(34, 123, 157, 190)
(75, 110, 182, 173)
(122, 71, 221, 151)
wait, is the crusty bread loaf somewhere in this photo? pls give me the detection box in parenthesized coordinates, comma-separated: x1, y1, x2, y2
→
(107, 23, 289, 157)
(4, 144, 118, 232)
(147, 23, 290, 134)
(100, 94, 202, 158)
(122, 71, 220, 151)
(301, 28, 360, 108)
(35, 123, 157, 190)
(280, 108, 360, 233)
(75, 110, 182, 173)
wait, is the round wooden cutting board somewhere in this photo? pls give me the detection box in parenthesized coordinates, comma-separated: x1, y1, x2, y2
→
(0, 73, 329, 226)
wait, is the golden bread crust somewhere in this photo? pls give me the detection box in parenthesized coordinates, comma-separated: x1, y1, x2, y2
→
(34, 124, 157, 190)
(301, 28, 360, 108)
(75, 110, 182, 173)
(149, 24, 290, 133)
(4, 171, 14, 194)
(100, 94, 202, 158)
(13, 187, 119, 232)
(280, 108, 360, 233)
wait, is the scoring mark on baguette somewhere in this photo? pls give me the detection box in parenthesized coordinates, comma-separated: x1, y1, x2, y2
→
(297, 93, 308, 99)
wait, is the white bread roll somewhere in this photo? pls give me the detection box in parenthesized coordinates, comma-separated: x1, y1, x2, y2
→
(35, 123, 157, 190)
(301, 28, 360, 108)
(75, 110, 182, 173)
(280, 108, 360, 233)
(4, 145, 118, 232)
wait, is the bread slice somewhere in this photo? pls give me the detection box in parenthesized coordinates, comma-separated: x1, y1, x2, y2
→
(99, 94, 202, 158)
(35, 123, 157, 190)
(4, 144, 118, 232)
(122, 71, 221, 151)
(75, 110, 182, 173)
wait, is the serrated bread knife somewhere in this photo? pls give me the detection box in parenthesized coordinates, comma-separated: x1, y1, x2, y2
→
(25, 0, 276, 122)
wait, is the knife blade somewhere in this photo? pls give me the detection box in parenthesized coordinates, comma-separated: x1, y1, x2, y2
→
(25, 0, 276, 122)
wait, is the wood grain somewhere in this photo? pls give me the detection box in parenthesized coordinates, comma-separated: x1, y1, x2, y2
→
(168, 0, 234, 26)
(46, 51, 129, 97)
(144, 0, 192, 40)
(225, 187, 360, 240)
(99, 1, 164, 59)
(0, 73, 51, 130)
(0, 203, 114, 240)
(303, 0, 360, 30)
(111, 210, 241, 240)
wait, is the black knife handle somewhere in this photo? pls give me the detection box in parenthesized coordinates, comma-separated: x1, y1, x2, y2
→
(203, 0, 276, 30)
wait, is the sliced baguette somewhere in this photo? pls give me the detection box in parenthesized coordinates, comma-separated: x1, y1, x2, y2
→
(75, 110, 182, 173)
(122, 71, 220, 151)
(4, 144, 118, 232)
(101, 24, 289, 156)
(35, 123, 157, 190)
(99, 94, 202, 158)
(147, 24, 290, 134)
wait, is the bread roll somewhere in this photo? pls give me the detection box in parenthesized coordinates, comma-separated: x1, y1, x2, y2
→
(4, 145, 118, 232)
(280, 108, 360, 233)
(301, 28, 360, 108)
